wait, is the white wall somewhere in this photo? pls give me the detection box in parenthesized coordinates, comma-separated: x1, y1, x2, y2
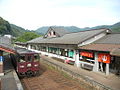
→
(28, 48, 75, 61)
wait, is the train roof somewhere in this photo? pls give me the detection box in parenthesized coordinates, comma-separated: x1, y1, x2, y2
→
(15, 47, 38, 54)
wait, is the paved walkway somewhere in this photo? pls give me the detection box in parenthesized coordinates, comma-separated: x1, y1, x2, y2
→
(0, 55, 23, 90)
(41, 55, 120, 90)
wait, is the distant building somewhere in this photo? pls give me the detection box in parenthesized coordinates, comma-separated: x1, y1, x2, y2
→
(0, 35, 12, 45)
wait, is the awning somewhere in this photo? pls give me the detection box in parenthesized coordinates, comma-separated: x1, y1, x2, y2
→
(79, 44, 120, 52)
(0, 44, 16, 54)
(110, 48, 120, 56)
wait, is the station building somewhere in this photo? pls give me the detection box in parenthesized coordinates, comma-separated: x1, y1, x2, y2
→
(0, 35, 16, 76)
(16, 27, 120, 75)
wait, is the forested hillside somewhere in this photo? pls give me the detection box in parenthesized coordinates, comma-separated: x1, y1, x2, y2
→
(111, 22, 120, 32)
(10, 24, 27, 37)
(0, 17, 41, 42)
(0, 17, 13, 35)
(0, 17, 27, 37)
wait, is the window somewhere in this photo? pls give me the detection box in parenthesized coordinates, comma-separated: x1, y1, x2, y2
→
(68, 50, 74, 58)
(60, 49, 68, 57)
(34, 54, 40, 61)
(19, 55, 25, 62)
(27, 55, 33, 62)
(53, 31, 56, 35)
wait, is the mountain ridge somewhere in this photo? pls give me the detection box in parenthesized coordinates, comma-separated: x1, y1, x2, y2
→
(35, 22, 120, 34)
(0, 17, 120, 36)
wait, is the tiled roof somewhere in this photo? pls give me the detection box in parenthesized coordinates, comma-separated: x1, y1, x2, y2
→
(0, 36, 11, 45)
(0, 43, 16, 54)
(27, 37, 43, 43)
(49, 27, 69, 36)
(94, 34, 120, 44)
(0, 36, 15, 54)
(28, 28, 109, 45)
(79, 33, 120, 52)
(44, 27, 69, 38)
(79, 44, 120, 52)
(110, 48, 120, 56)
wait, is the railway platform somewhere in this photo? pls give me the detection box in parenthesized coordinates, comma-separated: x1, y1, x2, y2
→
(41, 55, 120, 90)
(0, 55, 23, 90)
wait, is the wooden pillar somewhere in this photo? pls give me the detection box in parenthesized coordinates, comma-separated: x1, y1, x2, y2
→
(74, 50, 80, 67)
(73, 50, 76, 61)
(46, 46, 48, 52)
(46, 47, 49, 56)
(106, 63, 109, 75)
(57, 48, 59, 55)
(28, 44, 31, 49)
(93, 52, 99, 72)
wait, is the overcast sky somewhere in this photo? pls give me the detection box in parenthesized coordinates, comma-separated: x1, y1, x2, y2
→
(0, 0, 120, 30)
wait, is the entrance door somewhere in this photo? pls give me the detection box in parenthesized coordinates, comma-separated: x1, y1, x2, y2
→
(110, 56, 120, 75)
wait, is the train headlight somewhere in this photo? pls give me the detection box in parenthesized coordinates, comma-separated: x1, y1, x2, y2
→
(19, 65, 24, 68)
(34, 64, 38, 67)
(27, 63, 32, 67)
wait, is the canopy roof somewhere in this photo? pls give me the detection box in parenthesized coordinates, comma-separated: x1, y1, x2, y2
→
(0, 44, 16, 54)
(79, 33, 120, 53)
(110, 48, 120, 56)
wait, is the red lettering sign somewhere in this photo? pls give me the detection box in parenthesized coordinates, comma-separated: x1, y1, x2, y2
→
(98, 53, 110, 63)
(80, 51, 93, 58)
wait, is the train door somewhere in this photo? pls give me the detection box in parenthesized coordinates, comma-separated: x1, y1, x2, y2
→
(26, 54, 34, 69)
(110, 56, 120, 75)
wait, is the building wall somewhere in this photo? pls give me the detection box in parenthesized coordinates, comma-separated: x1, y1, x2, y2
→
(23, 43, 113, 75)
(28, 45, 75, 62)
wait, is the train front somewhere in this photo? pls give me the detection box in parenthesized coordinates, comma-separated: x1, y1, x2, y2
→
(17, 48, 40, 77)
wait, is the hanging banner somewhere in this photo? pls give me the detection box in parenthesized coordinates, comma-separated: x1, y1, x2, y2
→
(80, 51, 93, 58)
(98, 53, 110, 63)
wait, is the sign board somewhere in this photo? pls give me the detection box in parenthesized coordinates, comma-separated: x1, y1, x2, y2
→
(98, 53, 110, 63)
(0, 56, 4, 62)
(80, 51, 93, 58)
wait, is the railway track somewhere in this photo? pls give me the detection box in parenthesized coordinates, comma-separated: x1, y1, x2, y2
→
(21, 63, 84, 90)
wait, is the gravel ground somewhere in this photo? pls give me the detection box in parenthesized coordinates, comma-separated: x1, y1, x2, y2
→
(21, 63, 85, 90)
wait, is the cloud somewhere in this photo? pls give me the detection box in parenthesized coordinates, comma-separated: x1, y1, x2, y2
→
(0, 0, 119, 30)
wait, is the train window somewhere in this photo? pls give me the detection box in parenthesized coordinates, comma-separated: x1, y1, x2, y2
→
(27, 55, 33, 62)
(19, 55, 26, 62)
(34, 54, 40, 61)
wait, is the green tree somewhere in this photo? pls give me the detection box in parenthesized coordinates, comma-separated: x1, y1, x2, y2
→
(15, 32, 41, 42)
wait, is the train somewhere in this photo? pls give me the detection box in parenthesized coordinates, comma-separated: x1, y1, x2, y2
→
(10, 47, 40, 77)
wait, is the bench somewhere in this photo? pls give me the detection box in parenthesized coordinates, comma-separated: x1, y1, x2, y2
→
(81, 64, 93, 71)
